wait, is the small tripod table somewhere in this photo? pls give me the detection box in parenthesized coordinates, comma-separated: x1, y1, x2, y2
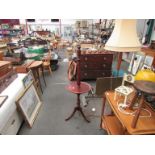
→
(129, 80, 155, 128)
(65, 81, 91, 122)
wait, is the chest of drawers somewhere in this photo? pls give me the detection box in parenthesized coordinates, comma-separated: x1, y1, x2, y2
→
(80, 52, 113, 80)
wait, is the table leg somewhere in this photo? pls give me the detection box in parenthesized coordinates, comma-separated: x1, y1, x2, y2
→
(131, 93, 144, 128)
(65, 107, 77, 121)
(36, 69, 43, 94)
(41, 65, 46, 87)
(100, 94, 106, 128)
(65, 94, 90, 123)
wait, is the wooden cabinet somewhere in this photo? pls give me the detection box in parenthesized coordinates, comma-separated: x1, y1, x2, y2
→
(0, 74, 26, 135)
(0, 110, 23, 135)
(80, 52, 113, 80)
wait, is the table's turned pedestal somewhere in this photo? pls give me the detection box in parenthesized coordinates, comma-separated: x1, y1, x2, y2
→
(65, 81, 91, 122)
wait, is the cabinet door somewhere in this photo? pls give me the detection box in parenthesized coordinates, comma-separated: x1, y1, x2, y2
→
(81, 70, 112, 79)
(0, 111, 23, 135)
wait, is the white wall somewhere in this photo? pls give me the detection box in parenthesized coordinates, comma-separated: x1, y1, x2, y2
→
(151, 20, 155, 41)
(136, 19, 148, 41)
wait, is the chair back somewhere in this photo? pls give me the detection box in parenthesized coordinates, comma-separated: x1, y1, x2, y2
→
(44, 51, 51, 62)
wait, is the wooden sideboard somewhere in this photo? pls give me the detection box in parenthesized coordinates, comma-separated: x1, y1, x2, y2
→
(80, 52, 113, 80)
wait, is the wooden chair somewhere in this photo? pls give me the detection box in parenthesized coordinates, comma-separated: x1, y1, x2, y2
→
(42, 51, 52, 75)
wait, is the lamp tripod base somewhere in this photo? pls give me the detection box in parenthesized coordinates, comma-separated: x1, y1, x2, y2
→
(65, 106, 90, 123)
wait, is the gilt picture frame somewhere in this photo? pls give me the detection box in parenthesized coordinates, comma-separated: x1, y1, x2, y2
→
(16, 83, 42, 128)
(22, 70, 34, 88)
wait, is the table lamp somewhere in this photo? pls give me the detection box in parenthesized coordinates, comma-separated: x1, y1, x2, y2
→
(104, 19, 142, 76)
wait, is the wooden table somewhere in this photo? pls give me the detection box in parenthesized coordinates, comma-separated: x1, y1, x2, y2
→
(65, 81, 91, 122)
(28, 61, 46, 93)
(129, 81, 155, 128)
(100, 91, 155, 135)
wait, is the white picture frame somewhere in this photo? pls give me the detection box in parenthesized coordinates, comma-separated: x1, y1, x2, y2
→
(144, 55, 154, 66)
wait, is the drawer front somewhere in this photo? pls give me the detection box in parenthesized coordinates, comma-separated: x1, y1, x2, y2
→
(81, 62, 112, 70)
(0, 110, 23, 135)
(81, 70, 111, 80)
(80, 54, 113, 63)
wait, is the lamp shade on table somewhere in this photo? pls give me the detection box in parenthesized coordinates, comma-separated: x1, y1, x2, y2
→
(104, 19, 142, 76)
(104, 19, 141, 52)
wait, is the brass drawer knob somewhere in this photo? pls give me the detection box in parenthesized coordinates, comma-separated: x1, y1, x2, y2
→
(102, 64, 106, 67)
(84, 73, 87, 76)
(104, 57, 107, 60)
(84, 65, 87, 68)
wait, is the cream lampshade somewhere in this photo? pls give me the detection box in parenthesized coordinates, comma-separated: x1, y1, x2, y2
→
(104, 19, 142, 76)
(104, 19, 141, 52)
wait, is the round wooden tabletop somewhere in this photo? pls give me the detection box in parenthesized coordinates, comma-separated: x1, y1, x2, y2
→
(28, 61, 43, 69)
(66, 81, 91, 94)
(134, 80, 155, 95)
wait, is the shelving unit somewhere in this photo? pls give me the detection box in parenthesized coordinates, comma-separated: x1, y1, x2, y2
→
(0, 29, 25, 37)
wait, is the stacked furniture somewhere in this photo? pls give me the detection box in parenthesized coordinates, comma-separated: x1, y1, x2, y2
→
(80, 51, 113, 80)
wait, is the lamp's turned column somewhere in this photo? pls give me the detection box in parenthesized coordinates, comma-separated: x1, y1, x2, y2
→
(65, 45, 91, 122)
(117, 52, 122, 77)
(76, 45, 81, 86)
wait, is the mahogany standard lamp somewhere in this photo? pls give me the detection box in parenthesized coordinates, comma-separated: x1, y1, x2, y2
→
(65, 45, 91, 122)
(104, 19, 142, 76)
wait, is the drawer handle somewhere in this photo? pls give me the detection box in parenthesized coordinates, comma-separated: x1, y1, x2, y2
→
(84, 57, 88, 61)
(11, 119, 15, 125)
(84, 73, 87, 76)
(102, 64, 106, 67)
(84, 65, 87, 68)
(104, 57, 107, 60)
(102, 73, 105, 76)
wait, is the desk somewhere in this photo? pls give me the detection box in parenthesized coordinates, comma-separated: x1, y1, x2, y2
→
(100, 91, 155, 135)
(28, 61, 46, 93)
(65, 82, 91, 122)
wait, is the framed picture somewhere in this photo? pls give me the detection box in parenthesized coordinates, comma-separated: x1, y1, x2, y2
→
(22, 70, 34, 88)
(128, 53, 144, 75)
(16, 83, 42, 128)
(144, 55, 154, 66)
(0, 95, 8, 108)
